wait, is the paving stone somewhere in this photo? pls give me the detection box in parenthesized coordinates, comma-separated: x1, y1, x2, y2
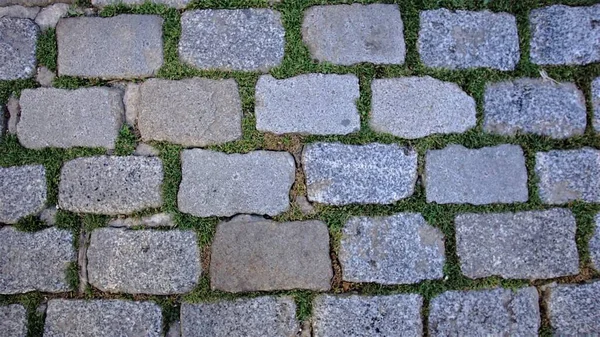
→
(591, 214, 600, 271)
(179, 9, 284, 71)
(371, 76, 476, 139)
(418, 9, 519, 70)
(134, 143, 159, 157)
(0, 0, 72, 6)
(339, 213, 445, 285)
(56, 15, 163, 79)
(255, 74, 360, 135)
(35, 3, 68, 30)
(6, 95, 19, 134)
(138, 78, 242, 147)
(124, 82, 140, 127)
(546, 281, 600, 336)
(0, 227, 75, 294)
(303, 142, 417, 205)
(39, 206, 57, 226)
(0, 17, 39, 80)
(181, 296, 298, 337)
(18, 87, 123, 150)
(35, 66, 54, 87)
(484, 79, 586, 139)
(295, 195, 316, 215)
(44, 299, 162, 337)
(425, 144, 528, 204)
(0, 305, 27, 337)
(0, 5, 39, 19)
(530, 5, 600, 65)
(58, 156, 163, 215)
(593, 77, 600, 131)
(302, 4, 405, 65)
(0, 164, 46, 224)
(166, 321, 180, 337)
(92, 0, 189, 9)
(312, 294, 423, 337)
(108, 213, 174, 228)
(178, 150, 294, 217)
(456, 209, 579, 279)
(429, 287, 540, 336)
(210, 215, 332, 292)
(1, 104, 5, 138)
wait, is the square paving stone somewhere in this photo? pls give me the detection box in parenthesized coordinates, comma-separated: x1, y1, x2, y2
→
(0, 304, 27, 337)
(0, 17, 39, 80)
(0, 164, 46, 224)
(593, 77, 600, 131)
(546, 281, 600, 336)
(591, 214, 600, 271)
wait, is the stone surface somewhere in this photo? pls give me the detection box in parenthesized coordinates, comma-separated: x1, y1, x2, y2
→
(418, 9, 519, 70)
(181, 297, 298, 337)
(0, 0, 72, 6)
(0, 164, 46, 224)
(0, 5, 39, 19)
(302, 4, 405, 65)
(58, 156, 163, 215)
(303, 142, 417, 205)
(339, 213, 445, 284)
(138, 78, 242, 147)
(178, 150, 294, 217)
(255, 74, 360, 135)
(124, 82, 140, 126)
(179, 9, 284, 71)
(546, 281, 600, 336)
(0, 305, 27, 337)
(39, 206, 57, 226)
(109, 213, 174, 228)
(57, 15, 163, 79)
(425, 144, 528, 204)
(134, 143, 159, 157)
(18, 87, 123, 149)
(35, 3, 68, 30)
(6, 95, 19, 134)
(166, 321, 180, 337)
(592, 214, 600, 271)
(312, 294, 423, 337)
(1, 104, 5, 138)
(210, 215, 332, 292)
(35, 66, 54, 87)
(295, 195, 316, 215)
(0, 17, 38, 80)
(593, 77, 600, 131)
(92, 0, 189, 9)
(530, 5, 600, 65)
(371, 76, 476, 139)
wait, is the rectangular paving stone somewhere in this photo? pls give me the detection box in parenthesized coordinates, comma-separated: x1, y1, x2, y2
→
(591, 214, 600, 271)
(0, 18, 38, 80)
(546, 281, 600, 336)
(425, 144, 528, 204)
(92, 0, 188, 8)
(255, 74, 360, 135)
(593, 77, 600, 131)
(456, 209, 579, 279)
(57, 15, 163, 79)
(0, 0, 72, 6)
(0, 165, 46, 224)
(0, 305, 27, 337)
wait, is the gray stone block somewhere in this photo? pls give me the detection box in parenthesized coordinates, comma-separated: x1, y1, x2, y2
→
(92, 0, 189, 8)
(546, 281, 600, 336)
(0, 17, 39, 80)
(593, 77, 600, 132)
(0, 0, 72, 5)
(108, 213, 174, 228)
(0, 5, 39, 19)
(35, 3, 68, 30)
(591, 214, 600, 271)
(0, 305, 27, 337)
(0, 164, 46, 224)
(35, 66, 55, 87)
(6, 95, 19, 135)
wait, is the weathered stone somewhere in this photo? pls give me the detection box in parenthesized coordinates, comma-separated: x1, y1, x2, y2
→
(418, 9, 519, 70)
(0, 305, 27, 337)
(179, 9, 284, 71)
(0, 164, 46, 224)
(593, 77, 600, 131)
(0, 0, 72, 6)
(546, 281, 600, 336)
(92, 0, 189, 9)
(6, 95, 19, 134)
(312, 294, 423, 337)
(591, 214, 600, 271)
(303, 142, 417, 205)
(138, 78, 242, 146)
(123, 82, 140, 127)
(35, 66, 55, 87)
(1, 104, 5, 138)
(109, 213, 174, 228)
(302, 4, 405, 65)
(425, 144, 528, 204)
(166, 321, 180, 337)
(295, 195, 316, 215)
(58, 156, 163, 215)
(0, 18, 38, 80)
(18, 87, 123, 149)
(255, 74, 360, 135)
(39, 206, 57, 226)
(178, 150, 294, 217)
(530, 5, 600, 65)
(0, 5, 39, 19)
(371, 76, 476, 139)
(134, 143, 159, 157)
(35, 3, 68, 30)
(57, 15, 163, 79)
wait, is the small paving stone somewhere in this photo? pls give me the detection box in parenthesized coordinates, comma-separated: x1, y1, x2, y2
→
(418, 9, 519, 70)
(546, 281, 600, 336)
(179, 9, 285, 71)
(134, 143, 159, 157)
(35, 66, 55, 87)
(57, 15, 163, 79)
(255, 74, 360, 135)
(92, 0, 189, 9)
(39, 206, 57, 226)
(295, 195, 316, 215)
(0, 304, 27, 337)
(303, 142, 417, 205)
(6, 95, 19, 134)
(181, 296, 298, 337)
(425, 144, 528, 204)
(124, 82, 140, 127)
(210, 215, 332, 292)
(302, 4, 405, 65)
(593, 77, 600, 131)
(0, 165, 46, 224)
(591, 214, 600, 271)
(178, 149, 294, 217)
(371, 76, 476, 139)
(166, 321, 180, 337)
(0, 5, 39, 19)
(456, 209, 579, 279)
(0, 0, 72, 6)
(58, 156, 163, 215)
(108, 213, 174, 228)
(35, 3, 68, 30)
(0, 18, 39, 80)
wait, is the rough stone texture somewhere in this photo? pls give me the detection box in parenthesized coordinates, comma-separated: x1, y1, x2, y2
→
(418, 9, 519, 70)
(429, 287, 540, 336)
(92, 0, 189, 9)
(312, 294, 423, 337)
(339, 213, 445, 284)
(138, 78, 242, 147)
(0, 305, 27, 337)
(166, 321, 180, 337)
(255, 74, 360, 135)
(425, 144, 528, 204)
(36, 66, 54, 87)
(371, 76, 476, 139)
(134, 143, 159, 157)
(0, 0, 72, 6)
(35, 3, 68, 30)
(546, 281, 600, 336)
(179, 9, 285, 71)
(18, 87, 124, 149)
(181, 297, 297, 337)
(0, 165, 46, 224)
(593, 77, 600, 132)
(592, 214, 600, 271)
(44, 299, 162, 337)
(0, 18, 39, 80)
(295, 195, 316, 215)
(124, 82, 140, 127)
(178, 150, 294, 217)
(57, 15, 163, 79)
(484, 79, 586, 139)
(58, 156, 163, 215)
(0, 227, 75, 294)
(530, 5, 600, 65)
(109, 213, 174, 228)
(0, 5, 39, 19)
(1, 104, 4, 138)
(456, 209, 579, 279)
(6, 95, 19, 134)
(39, 206, 57, 226)
(210, 215, 332, 292)
(302, 4, 405, 65)
(303, 142, 417, 205)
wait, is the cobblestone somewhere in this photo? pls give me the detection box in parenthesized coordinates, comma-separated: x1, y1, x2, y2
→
(0, 164, 46, 224)
(593, 77, 600, 131)
(0, 5, 39, 19)
(0, 17, 39, 80)
(34, 3, 68, 30)
(92, 0, 189, 8)
(546, 281, 600, 336)
(590, 214, 600, 271)
(0, 304, 27, 337)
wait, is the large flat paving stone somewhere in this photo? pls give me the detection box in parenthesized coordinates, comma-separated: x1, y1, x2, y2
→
(425, 144, 528, 204)
(57, 15, 163, 79)
(179, 9, 284, 72)
(210, 215, 332, 292)
(0, 18, 38, 80)
(92, 0, 188, 8)
(178, 150, 294, 217)
(591, 214, 600, 271)
(58, 156, 163, 215)
(456, 209, 579, 279)
(593, 77, 600, 131)
(0, 305, 27, 337)
(303, 142, 417, 205)
(0, 165, 46, 224)
(546, 281, 600, 336)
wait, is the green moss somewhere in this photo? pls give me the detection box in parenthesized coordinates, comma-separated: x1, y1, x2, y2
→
(114, 125, 138, 156)
(36, 29, 58, 72)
